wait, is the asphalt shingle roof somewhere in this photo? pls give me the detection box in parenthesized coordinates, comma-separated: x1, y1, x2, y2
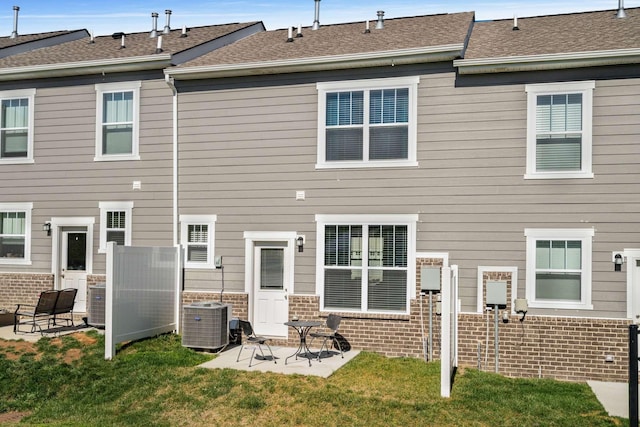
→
(0, 30, 75, 49)
(179, 12, 475, 68)
(464, 7, 640, 60)
(0, 22, 260, 68)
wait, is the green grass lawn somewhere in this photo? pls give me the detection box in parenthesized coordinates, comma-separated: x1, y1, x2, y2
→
(0, 331, 626, 426)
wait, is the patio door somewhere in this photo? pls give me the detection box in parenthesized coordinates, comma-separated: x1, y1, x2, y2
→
(60, 231, 88, 312)
(253, 243, 290, 337)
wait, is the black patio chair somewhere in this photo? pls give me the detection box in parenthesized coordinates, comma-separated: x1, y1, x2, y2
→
(50, 288, 77, 327)
(14, 289, 59, 334)
(236, 320, 277, 367)
(309, 313, 344, 361)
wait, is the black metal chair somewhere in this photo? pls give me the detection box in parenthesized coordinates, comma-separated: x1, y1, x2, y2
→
(236, 320, 277, 367)
(310, 314, 344, 361)
(50, 288, 77, 327)
(14, 289, 59, 334)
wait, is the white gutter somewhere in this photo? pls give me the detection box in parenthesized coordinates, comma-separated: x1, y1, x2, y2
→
(455, 48, 640, 74)
(166, 44, 464, 79)
(0, 54, 172, 81)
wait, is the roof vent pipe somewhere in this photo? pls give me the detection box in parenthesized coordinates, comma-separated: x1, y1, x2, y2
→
(512, 15, 519, 31)
(376, 10, 384, 29)
(150, 12, 159, 38)
(312, 0, 320, 30)
(616, 0, 627, 18)
(10, 6, 19, 39)
(163, 9, 172, 34)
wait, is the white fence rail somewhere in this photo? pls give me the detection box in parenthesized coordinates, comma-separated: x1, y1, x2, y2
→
(105, 243, 182, 360)
(441, 265, 459, 398)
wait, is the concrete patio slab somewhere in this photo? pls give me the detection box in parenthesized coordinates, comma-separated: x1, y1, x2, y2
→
(198, 344, 360, 378)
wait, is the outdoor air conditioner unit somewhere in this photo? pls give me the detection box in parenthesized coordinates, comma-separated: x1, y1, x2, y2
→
(88, 283, 106, 328)
(182, 302, 231, 350)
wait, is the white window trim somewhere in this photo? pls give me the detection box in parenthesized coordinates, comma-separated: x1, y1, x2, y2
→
(0, 202, 33, 265)
(98, 201, 133, 253)
(0, 89, 36, 165)
(94, 81, 141, 162)
(179, 214, 217, 269)
(524, 81, 595, 179)
(524, 228, 594, 310)
(315, 213, 418, 314)
(316, 76, 419, 169)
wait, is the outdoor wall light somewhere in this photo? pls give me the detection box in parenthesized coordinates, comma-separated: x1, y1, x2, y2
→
(43, 222, 51, 237)
(296, 235, 304, 253)
(614, 253, 623, 272)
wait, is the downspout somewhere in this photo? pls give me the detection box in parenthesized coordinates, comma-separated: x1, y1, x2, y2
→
(165, 74, 180, 333)
(165, 74, 179, 247)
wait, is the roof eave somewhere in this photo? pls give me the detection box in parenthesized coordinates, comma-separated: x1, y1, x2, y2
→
(455, 48, 640, 74)
(0, 54, 172, 81)
(166, 44, 464, 80)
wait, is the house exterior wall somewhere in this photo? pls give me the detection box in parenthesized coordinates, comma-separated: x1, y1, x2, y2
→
(0, 75, 176, 312)
(175, 63, 639, 381)
(177, 66, 639, 317)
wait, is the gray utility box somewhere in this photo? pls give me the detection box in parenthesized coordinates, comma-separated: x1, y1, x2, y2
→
(486, 281, 507, 309)
(88, 283, 106, 327)
(182, 302, 231, 350)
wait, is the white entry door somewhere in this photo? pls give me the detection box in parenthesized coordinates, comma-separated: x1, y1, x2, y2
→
(61, 231, 88, 312)
(253, 245, 289, 336)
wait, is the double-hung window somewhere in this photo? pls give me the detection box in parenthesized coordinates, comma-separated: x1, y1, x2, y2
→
(316, 214, 417, 314)
(525, 228, 593, 310)
(180, 215, 217, 269)
(525, 81, 595, 179)
(0, 203, 32, 265)
(0, 89, 35, 164)
(99, 201, 133, 252)
(317, 77, 418, 168)
(95, 82, 140, 161)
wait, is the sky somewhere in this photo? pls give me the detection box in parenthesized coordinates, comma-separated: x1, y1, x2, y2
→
(1, 0, 639, 36)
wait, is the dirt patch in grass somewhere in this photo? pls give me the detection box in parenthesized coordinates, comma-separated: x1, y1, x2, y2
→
(0, 332, 97, 362)
(0, 411, 30, 423)
(0, 340, 37, 360)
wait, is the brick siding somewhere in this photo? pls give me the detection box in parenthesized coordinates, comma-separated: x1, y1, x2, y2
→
(0, 273, 54, 311)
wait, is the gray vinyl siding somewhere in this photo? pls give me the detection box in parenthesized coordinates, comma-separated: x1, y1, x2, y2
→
(0, 78, 175, 274)
(177, 66, 640, 320)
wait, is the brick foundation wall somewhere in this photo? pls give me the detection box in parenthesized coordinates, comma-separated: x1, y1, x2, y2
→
(0, 273, 54, 311)
(181, 292, 249, 321)
(457, 314, 630, 382)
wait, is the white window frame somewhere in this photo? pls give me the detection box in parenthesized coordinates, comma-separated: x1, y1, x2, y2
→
(525, 228, 594, 310)
(316, 77, 419, 169)
(94, 81, 141, 161)
(315, 214, 417, 314)
(98, 201, 133, 253)
(525, 81, 595, 179)
(0, 89, 35, 165)
(0, 202, 33, 265)
(179, 214, 217, 269)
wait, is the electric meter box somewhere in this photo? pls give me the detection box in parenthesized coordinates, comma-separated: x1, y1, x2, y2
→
(486, 281, 507, 308)
(420, 266, 441, 292)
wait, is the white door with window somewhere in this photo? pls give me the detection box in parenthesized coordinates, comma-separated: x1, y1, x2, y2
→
(253, 244, 290, 337)
(61, 231, 88, 312)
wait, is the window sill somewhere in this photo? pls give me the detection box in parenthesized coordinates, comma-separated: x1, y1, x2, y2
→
(320, 309, 410, 321)
(529, 301, 593, 310)
(0, 158, 34, 165)
(184, 264, 217, 270)
(316, 161, 419, 170)
(94, 155, 141, 162)
(524, 172, 594, 180)
(0, 259, 32, 266)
